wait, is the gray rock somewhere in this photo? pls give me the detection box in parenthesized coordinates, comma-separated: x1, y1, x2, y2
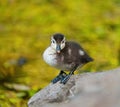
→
(28, 68, 120, 107)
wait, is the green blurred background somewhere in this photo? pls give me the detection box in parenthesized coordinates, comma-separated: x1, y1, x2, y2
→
(0, 0, 120, 106)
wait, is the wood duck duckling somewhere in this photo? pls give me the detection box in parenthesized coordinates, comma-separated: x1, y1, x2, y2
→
(43, 33, 93, 84)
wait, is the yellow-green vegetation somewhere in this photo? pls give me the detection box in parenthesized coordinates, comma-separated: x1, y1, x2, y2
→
(0, 0, 120, 106)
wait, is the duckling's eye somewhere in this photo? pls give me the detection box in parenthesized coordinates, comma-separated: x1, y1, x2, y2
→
(52, 40, 55, 44)
(61, 40, 65, 44)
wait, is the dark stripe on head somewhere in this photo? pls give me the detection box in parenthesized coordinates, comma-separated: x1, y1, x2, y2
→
(52, 33, 64, 43)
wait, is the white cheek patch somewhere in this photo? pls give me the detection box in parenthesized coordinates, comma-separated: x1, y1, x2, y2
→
(61, 43, 65, 50)
(79, 50, 85, 56)
(51, 43, 56, 50)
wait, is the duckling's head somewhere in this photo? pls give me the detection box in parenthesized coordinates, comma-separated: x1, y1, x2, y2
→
(51, 33, 66, 53)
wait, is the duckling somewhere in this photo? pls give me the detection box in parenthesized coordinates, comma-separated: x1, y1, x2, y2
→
(43, 33, 93, 84)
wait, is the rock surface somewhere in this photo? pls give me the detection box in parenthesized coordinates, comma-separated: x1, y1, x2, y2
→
(28, 68, 120, 107)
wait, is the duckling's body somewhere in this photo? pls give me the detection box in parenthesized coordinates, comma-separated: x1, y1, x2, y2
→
(43, 33, 93, 84)
(43, 41, 92, 71)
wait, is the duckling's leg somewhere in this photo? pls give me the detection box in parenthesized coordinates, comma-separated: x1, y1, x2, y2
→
(52, 70, 67, 84)
(60, 67, 77, 84)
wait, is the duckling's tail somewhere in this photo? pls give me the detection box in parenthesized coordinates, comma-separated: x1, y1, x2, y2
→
(81, 56, 94, 64)
(87, 57, 94, 62)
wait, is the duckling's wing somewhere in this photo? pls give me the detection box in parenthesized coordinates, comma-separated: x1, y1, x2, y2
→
(65, 41, 93, 64)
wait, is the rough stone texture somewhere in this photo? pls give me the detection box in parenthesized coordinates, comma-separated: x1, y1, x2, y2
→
(28, 68, 120, 107)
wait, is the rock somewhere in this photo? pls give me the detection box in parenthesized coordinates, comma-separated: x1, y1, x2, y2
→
(28, 68, 120, 107)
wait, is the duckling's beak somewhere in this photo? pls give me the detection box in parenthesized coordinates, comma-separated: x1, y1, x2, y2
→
(56, 44, 61, 53)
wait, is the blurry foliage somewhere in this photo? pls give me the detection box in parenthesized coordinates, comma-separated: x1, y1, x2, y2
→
(0, 0, 120, 106)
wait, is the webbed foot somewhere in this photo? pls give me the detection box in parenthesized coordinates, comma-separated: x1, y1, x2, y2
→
(60, 75, 70, 84)
(60, 69, 75, 84)
(52, 71, 67, 84)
